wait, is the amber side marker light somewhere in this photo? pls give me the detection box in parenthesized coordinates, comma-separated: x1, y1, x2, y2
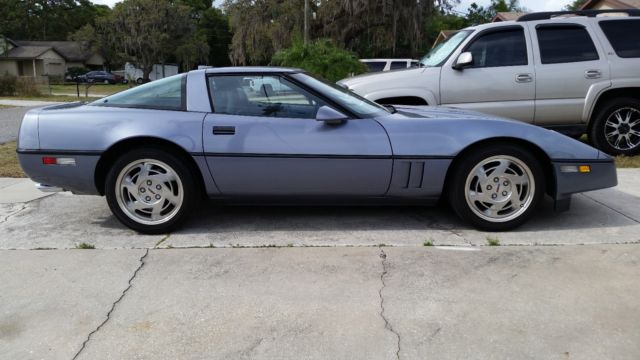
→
(579, 165, 591, 173)
(560, 165, 591, 173)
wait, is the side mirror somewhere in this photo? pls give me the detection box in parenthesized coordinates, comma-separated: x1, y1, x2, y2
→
(316, 105, 348, 125)
(452, 52, 473, 70)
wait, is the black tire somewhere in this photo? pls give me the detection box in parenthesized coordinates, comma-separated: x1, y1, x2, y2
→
(136, 78, 144, 85)
(589, 97, 640, 156)
(105, 148, 199, 234)
(448, 144, 545, 231)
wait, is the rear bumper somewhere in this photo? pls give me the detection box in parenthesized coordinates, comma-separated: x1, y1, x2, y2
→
(551, 158, 617, 208)
(17, 151, 101, 195)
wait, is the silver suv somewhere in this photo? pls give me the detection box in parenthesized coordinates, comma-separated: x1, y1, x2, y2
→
(339, 10, 640, 155)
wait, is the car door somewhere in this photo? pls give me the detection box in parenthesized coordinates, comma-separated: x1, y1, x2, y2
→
(526, 20, 611, 126)
(440, 25, 535, 123)
(202, 74, 393, 196)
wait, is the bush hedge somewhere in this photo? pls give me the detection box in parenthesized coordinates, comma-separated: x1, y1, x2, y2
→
(0, 75, 41, 97)
(271, 39, 367, 82)
(0, 75, 17, 96)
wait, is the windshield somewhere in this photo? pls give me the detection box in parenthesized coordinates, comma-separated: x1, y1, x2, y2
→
(290, 73, 389, 118)
(420, 30, 472, 67)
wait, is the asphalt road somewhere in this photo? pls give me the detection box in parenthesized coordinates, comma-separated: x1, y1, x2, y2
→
(0, 106, 32, 144)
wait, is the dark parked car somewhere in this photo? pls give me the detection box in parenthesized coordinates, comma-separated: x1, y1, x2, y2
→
(76, 71, 124, 84)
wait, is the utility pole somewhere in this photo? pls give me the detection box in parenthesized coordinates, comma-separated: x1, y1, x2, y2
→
(304, 0, 309, 44)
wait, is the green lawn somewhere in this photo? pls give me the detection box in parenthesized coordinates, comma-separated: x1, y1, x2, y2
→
(47, 83, 132, 96)
(0, 95, 101, 102)
(615, 156, 640, 168)
(0, 141, 24, 178)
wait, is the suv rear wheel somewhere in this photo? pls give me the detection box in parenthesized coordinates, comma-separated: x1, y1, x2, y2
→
(590, 97, 640, 156)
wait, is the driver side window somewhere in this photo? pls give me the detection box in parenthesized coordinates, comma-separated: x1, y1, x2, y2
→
(465, 28, 528, 68)
(208, 75, 326, 119)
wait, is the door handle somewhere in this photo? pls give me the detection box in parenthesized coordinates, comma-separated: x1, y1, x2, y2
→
(212, 126, 235, 135)
(585, 70, 602, 79)
(515, 73, 533, 83)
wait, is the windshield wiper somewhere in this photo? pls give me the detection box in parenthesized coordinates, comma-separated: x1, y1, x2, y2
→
(383, 104, 397, 114)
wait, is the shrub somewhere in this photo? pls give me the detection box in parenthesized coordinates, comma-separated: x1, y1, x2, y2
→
(0, 75, 17, 96)
(48, 75, 64, 85)
(271, 39, 367, 82)
(16, 77, 40, 96)
(65, 66, 89, 81)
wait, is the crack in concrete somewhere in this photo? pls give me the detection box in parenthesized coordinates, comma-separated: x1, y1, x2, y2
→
(378, 248, 401, 359)
(71, 249, 149, 360)
(581, 193, 640, 224)
(0, 204, 27, 225)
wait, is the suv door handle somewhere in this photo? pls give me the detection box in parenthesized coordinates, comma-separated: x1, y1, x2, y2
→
(212, 126, 235, 135)
(515, 74, 533, 83)
(585, 70, 602, 79)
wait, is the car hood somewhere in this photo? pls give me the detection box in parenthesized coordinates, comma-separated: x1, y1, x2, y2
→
(390, 105, 508, 121)
(338, 67, 426, 89)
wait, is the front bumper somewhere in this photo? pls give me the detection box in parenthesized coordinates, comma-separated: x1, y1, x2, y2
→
(551, 158, 617, 210)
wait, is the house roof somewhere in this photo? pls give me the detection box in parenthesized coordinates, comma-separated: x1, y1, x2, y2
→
(581, 0, 640, 9)
(492, 12, 527, 22)
(2, 45, 57, 60)
(13, 40, 93, 62)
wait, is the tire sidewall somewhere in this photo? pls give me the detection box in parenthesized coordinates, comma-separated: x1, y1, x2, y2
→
(105, 148, 198, 234)
(448, 144, 545, 232)
(590, 97, 640, 156)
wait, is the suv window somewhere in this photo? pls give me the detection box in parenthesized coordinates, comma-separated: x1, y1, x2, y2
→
(363, 62, 386, 72)
(537, 25, 599, 64)
(390, 61, 407, 70)
(92, 74, 185, 111)
(465, 28, 528, 68)
(599, 20, 640, 58)
(208, 75, 326, 119)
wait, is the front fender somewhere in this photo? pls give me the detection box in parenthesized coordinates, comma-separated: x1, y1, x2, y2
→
(376, 114, 600, 160)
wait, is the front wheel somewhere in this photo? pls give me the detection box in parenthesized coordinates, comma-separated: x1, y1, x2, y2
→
(590, 98, 640, 156)
(105, 148, 198, 234)
(448, 144, 545, 231)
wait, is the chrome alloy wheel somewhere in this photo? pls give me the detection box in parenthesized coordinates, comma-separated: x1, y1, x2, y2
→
(115, 159, 184, 225)
(464, 155, 535, 223)
(605, 107, 640, 151)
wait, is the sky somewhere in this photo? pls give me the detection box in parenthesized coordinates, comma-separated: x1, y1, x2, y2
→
(92, 0, 574, 13)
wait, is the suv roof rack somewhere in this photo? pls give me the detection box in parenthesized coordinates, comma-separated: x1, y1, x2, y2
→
(517, 9, 640, 22)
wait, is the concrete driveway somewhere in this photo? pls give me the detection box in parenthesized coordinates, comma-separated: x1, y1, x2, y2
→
(1, 169, 639, 250)
(1, 171, 639, 359)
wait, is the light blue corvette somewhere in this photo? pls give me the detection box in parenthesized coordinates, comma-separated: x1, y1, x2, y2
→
(17, 67, 617, 233)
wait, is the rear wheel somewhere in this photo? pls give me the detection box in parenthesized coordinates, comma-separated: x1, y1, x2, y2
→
(590, 98, 640, 156)
(448, 144, 544, 231)
(105, 148, 198, 234)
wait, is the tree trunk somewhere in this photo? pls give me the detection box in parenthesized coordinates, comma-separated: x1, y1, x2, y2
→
(143, 65, 153, 82)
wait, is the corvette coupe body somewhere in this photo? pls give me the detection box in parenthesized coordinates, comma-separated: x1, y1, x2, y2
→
(17, 67, 617, 233)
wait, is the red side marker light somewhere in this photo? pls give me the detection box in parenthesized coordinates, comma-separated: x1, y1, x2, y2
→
(42, 157, 57, 165)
